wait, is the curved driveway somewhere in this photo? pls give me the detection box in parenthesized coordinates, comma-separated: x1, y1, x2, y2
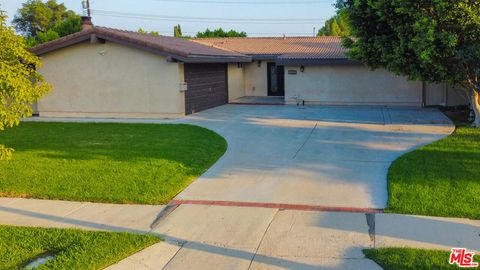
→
(176, 105, 454, 209)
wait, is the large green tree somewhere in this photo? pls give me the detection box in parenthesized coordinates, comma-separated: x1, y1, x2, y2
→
(318, 10, 350, 36)
(338, 0, 480, 126)
(196, 28, 247, 38)
(0, 11, 51, 160)
(13, 0, 81, 46)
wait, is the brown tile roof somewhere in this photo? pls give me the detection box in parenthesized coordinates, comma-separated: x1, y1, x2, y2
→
(193, 36, 349, 59)
(31, 27, 251, 63)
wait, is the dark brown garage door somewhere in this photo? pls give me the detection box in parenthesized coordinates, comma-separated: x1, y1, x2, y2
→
(184, 63, 228, 115)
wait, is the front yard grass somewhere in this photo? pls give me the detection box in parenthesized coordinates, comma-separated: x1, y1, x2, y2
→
(0, 122, 227, 204)
(386, 124, 480, 219)
(364, 248, 478, 270)
(0, 225, 159, 270)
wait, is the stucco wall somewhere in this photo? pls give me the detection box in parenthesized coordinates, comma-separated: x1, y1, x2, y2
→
(37, 40, 184, 118)
(446, 86, 469, 107)
(423, 83, 468, 107)
(244, 61, 268, 96)
(284, 65, 423, 106)
(425, 83, 447, 106)
(227, 63, 246, 101)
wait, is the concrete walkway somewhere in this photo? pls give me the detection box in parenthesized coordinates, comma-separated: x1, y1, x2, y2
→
(0, 198, 478, 269)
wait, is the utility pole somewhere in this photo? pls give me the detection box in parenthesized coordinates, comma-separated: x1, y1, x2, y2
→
(313, 27, 316, 37)
(82, 0, 91, 17)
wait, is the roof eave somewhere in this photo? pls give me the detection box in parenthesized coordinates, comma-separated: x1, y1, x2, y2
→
(95, 33, 191, 60)
(181, 54, 252, 63)
(276, 58, 361, 66)
(250, 54, 279, 61)
(30, 32, 92, 56)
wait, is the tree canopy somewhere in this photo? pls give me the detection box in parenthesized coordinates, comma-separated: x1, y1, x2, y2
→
(13, 0, 81, 47)
(338, 0, 480, 126)
(195, 28, 247, 38)
(0, 11, 52, 160)
(317, 10, 349, 36)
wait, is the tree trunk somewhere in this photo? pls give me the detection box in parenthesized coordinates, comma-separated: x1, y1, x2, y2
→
(471, 88, 480, 127)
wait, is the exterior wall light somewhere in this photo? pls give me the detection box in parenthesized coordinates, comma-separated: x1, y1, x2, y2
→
(257, 61, 262, 67)
(300, 66, 305, 72)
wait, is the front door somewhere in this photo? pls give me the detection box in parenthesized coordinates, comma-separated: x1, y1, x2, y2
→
(267, 63, 285, 96)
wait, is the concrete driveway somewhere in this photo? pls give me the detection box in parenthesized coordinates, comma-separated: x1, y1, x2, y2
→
(176, 105, 453, 209)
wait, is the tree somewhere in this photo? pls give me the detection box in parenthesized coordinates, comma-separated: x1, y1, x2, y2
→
(138, 28, 159, 36)
(318, 10, 350, 36)
(52, 14, 81, 37)
(338, 0, 480, 127)
(13, 0, 80, 47)
(196, 28, 247, 38)
(0, 11, 52, 160)
(174, 24, 182, 37)
(37, 28, 59, 44)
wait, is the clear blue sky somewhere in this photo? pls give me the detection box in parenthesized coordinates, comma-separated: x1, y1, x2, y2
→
(2, 0, 337, 37)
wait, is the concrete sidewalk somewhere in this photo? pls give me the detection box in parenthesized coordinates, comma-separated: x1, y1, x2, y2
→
(0, 198, 478, 269)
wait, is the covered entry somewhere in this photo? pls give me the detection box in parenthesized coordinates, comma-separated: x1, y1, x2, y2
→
(267, 63, 285, 96)
(184, 63, 228, 114)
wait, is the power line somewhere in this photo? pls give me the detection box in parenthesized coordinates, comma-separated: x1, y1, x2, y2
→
(150, 0, 333, 4)
(92, 10, 326, 22)
(153, 30, 315, 35)
(91, 10, 327, 24)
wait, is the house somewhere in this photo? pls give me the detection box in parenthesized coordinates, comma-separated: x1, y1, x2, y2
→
(31, 17, 467, 119)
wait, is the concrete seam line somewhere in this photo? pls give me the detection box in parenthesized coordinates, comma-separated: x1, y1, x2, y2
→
(247, 209, 280, 270)
(161, 241, 186, 270)
(386, 107, 393, 124)
(381, 107, 386, 125)
(3, 198, 23, 206)
(169, 200, 384, 214)
(62, 202, 90, 218)
(292, 123, 318, 159)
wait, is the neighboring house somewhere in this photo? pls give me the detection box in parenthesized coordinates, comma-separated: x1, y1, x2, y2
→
(30, 17, 467, 119)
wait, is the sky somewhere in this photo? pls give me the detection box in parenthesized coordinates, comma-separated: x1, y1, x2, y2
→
(2, 0, 337, 37)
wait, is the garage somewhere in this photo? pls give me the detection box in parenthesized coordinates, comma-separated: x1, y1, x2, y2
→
(184, 64, 228, 115)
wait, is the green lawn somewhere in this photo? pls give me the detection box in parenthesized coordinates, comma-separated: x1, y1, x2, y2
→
(386, 124, 480, 219)
(364, 248, 478, 270)
(0, 122, 227, 204)
(0, 226, 159, 270)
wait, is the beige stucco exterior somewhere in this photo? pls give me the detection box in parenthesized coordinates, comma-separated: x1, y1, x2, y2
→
(227, 63, 246, 101)
(284, 65, 423, 106)
(37, 40, 185, 118)
(244, 61, 268, 96)
(38, 39, 468, 118)
(424, 83, 468, 107)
